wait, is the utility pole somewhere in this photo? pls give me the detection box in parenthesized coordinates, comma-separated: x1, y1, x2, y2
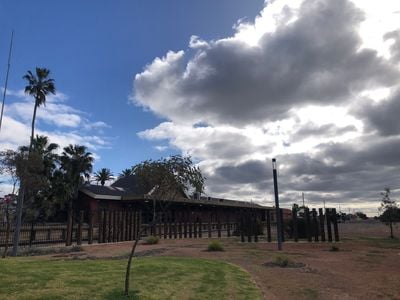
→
(272, 158, 282, 251)
(0, 31, 14, 133)
(302, 192, 305, 207)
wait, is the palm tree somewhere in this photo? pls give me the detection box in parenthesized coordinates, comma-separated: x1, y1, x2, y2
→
(30, 135, 59, 177)
(60, 144, 94, 199)
(119, 168, 133, 178)
(59, 144, 93, 245)
(23, 68, 56, 153)
(94, 168, 113, 186)
(13, 68, 55, 256)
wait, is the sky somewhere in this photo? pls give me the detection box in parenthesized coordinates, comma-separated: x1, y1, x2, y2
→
(1, 0, 400, 215)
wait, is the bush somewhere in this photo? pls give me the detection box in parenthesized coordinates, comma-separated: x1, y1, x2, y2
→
(207, 241, 224, 251)
(144, 235, 160, 245)
(273, 254, 291, 267)
(329, 245, 340, 252)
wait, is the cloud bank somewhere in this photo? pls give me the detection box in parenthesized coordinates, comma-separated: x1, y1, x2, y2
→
(132, 0, 400, 215)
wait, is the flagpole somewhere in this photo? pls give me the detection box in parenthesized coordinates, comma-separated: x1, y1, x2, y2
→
(0, 30, 14, 133)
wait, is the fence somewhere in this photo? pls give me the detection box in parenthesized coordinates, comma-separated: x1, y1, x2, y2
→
(0, 207, 340, 248)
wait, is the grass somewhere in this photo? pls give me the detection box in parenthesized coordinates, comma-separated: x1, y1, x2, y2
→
(0, 256, 262, 300)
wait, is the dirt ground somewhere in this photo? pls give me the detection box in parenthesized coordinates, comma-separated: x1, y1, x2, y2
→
(70, 221, 400, 300)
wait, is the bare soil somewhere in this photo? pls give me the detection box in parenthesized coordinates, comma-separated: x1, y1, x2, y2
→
(70, 221, 400, 299)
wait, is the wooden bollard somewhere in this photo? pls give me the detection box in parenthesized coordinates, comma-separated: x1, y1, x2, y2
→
(66, 210, 73, 246)
(104, 210, 109, 243)
(292, 208, 298, 242)
(318, 208, 325, 242)
(240, 213, 245, 243)
(163, 213, 168, 239)
(227, 215, 231, 237)
(326, 209, 333, 242)
(193, 217, 198, 238)
(173, 220, 178, 239)
(168, 212, 173, 239)
(208, 213, 212, 238)
(77, 211, 84, 245)
(128, 210, 133, 241)
(305, 207, 312, 242)
(88, 211, 93, 244)
(266, 210, 272, 242)
(131, 211, 136, 240)
(108, 210, 113, 242)
(137, 211, 142, 240)
(247, 213, 252, 242)
(184, 213, 188, 238)
(98, 210, 104, 243)
(312, 208, 319, 242)
(121, 211, 126, 241)
(118, 211, 122, 241)
(332, 208, 339, 242)
(198, 217, 202, 238)
(280, 209, 285, 242)
(254, 212, 258, 243)
(189, 220, 193, 238)
(217, 214, 221, 238)
(158, 218, 162, 238)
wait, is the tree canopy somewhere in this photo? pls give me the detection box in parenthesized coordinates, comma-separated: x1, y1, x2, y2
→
(94, 168, 113, 186)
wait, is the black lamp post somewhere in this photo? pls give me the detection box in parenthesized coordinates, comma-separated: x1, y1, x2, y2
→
(272, 158, 282, 251)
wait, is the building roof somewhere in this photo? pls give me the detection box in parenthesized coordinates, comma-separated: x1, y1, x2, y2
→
(80, 175, 270, 210)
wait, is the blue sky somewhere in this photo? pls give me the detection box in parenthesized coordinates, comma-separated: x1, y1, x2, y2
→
(0, 0, 264, 173)
(1, 0, 400, 215)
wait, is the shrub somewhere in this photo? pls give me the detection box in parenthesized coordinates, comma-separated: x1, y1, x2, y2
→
(329, 245, 340, 252)
(273, 254, 291, 267)
(144, 235, 160, 245)
(207, 241, 224, 251)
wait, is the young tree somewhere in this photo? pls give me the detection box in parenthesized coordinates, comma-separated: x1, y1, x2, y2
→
(124, 155, 204, 296)
(0, 150, 19, 258)
(94, 168, 114, 186)
(379, 188, 399, 239)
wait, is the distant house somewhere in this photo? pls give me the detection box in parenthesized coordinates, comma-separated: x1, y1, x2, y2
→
(78, 175, 274, 224)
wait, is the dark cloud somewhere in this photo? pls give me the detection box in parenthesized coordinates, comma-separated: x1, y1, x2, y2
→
(385, 30, 400, 62)
(134, 0, 398, 125)
(212, 159, 270, 184)
(353, 89, 400, 136)
(274, 136, 400, 201)
(292, 122, 356, 141)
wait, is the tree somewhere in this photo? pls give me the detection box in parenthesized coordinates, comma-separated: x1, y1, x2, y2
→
(0, 150, 19, 258)
(119, 168, 133, 178)
(59, 144, 93, 245)
(0, 149, 19, 195)
(379, 188, 399, 239)
(124, 155, 204, 296)
(59, 144, 94, 206)
(13, 68, 56, 256)
(23, 68, 56, 153)
(94, 168, 113, 186)
(22, 136, 59, 221)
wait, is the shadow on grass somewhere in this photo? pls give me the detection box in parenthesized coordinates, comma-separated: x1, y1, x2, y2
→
(104, 289, 140, 300)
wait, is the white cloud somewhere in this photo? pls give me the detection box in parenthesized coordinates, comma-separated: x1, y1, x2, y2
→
(0, 88, 110, 155)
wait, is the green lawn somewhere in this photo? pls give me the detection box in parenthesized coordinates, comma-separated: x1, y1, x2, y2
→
(0, 256, 262, 300)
